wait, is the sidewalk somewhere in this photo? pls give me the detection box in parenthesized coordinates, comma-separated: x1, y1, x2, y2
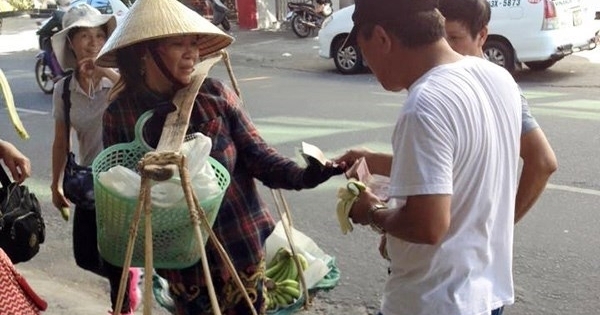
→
(0, 14, 333, 72)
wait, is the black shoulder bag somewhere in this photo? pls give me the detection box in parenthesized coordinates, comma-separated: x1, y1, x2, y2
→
(0, 164, 45, 263)
(61, 75, 95, 209)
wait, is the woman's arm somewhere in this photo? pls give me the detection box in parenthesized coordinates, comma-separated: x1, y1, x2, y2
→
(50, 120, 71, 209)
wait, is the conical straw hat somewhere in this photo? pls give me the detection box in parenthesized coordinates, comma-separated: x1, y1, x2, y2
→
(95, 0, 234, 68)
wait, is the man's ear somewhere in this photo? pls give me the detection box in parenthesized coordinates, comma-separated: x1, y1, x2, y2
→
(477, 25, 489, 48)
(373, 25, 393, 53)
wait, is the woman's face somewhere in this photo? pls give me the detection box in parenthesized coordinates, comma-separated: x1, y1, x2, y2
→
(69, 27, 107, 61)
(146, 35, 201, 88)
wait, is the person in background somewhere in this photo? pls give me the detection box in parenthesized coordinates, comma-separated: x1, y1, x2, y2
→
(95, 0, 344, 313)
(48, 4, 141, 315)
(335, 0, 522, 314)
(438, 0, 557, 224)
(0, 139, 31, 183)
(36, 0, 71, 81)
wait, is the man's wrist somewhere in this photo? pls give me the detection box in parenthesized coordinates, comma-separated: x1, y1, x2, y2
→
(368, 203, 387, 234)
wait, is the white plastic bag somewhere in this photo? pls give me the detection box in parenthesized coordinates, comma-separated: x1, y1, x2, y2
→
(265, 221, 332, 289)
(98, 133, 221, 208)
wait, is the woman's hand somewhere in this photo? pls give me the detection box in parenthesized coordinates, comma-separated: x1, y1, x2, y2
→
(302, 159, 347, 188)
(51, 185, 70, 210)
(0, 140, 31, 183)
(78, 57, 96, 79)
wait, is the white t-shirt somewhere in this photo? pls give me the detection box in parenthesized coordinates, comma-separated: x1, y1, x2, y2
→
(383, 57, 521, 315)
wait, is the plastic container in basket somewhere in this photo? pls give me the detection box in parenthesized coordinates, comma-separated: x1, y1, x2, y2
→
(92, 111, 230, 269)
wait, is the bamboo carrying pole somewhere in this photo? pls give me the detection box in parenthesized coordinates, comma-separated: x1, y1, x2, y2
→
(112, 52, 257, 315)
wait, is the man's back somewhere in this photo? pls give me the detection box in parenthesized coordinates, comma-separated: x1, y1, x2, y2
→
(385, 56, 521, 315)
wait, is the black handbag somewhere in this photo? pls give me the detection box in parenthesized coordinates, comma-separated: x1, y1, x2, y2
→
(0, 165, 45, 264)
(61, 75, 94, 209)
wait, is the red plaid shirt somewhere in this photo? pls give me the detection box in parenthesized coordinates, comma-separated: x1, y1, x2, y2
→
(103, 78, 307, 270)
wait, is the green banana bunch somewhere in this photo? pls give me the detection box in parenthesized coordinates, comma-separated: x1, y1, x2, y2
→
(265, 247, 310, 283)
(264, 278, 302, 310)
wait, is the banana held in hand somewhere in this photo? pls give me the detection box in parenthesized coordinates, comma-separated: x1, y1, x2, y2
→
(336, 178, 366, 234)
(0, 68, 29, 139)
(59, 207, 70, 222)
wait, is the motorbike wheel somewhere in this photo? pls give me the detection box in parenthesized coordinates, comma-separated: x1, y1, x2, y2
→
(35, 58, 54, 94)
(221, 17, 231, 31)
(291, 14, 311, 38)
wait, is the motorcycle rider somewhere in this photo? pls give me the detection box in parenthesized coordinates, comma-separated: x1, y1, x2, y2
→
(36, 0, 70, 81)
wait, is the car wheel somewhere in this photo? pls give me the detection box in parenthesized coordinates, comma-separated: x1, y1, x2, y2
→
(483, 39, 516, 73)
(524, 59, 559, 71)
(332, 37, 364, 74)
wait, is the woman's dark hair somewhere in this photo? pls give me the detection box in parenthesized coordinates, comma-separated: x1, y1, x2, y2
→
(109, 42, 150, 101)
(438, 0, 491, 39)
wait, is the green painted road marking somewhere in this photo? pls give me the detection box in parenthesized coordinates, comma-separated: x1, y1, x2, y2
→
(522, 91, 566, 100)
(531, 107, 600, 121)
(254, 116, 390, 145)
(534, 99, 600, 111)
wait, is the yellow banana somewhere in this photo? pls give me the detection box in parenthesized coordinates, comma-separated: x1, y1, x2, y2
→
(0, 68, 29, 139)
(295, 253, 309, 271)
(59, 207, 70, 222)
(336, 179, 367, 234)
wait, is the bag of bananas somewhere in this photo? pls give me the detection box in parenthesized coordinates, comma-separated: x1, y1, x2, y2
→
(264, 247, 308, 312)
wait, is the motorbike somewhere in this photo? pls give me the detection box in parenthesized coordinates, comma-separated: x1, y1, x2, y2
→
(190, 0, 231, 31)
(209, 0, 231, 31)
(286, 0, 333, 38)
(35, 17, 66, 94)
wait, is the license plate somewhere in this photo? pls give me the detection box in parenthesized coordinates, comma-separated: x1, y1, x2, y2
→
(572, 9, 582, 26)
(285, 11, 294, 20)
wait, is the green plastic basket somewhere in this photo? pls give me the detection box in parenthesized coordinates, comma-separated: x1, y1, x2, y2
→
(91, 111, 230, 269)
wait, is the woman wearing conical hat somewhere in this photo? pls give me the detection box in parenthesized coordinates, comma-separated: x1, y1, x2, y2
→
(96, 0, 345, 313)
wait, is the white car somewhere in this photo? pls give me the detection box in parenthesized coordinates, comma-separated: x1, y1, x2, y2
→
(318, 0, 600, 74)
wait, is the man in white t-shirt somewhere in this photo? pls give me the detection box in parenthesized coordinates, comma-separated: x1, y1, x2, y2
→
(336, 0, 522, 314)
(439, 0, 557, 225)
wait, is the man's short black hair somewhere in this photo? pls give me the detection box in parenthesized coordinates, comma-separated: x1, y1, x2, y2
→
(344, 0, 444, 48)
(438, 0, 491, 39)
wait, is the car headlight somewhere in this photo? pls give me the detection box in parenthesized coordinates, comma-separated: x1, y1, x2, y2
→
(321, 15, 333, 29)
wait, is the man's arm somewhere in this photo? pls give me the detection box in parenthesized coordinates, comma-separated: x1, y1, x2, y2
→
(350, 190, 451, 245)
(515, 128, 557, 223)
